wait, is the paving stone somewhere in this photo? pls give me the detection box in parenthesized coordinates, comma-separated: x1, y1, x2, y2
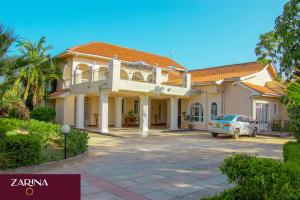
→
(144, 190, 175, 200)
(81, 184, 103, 195)
(83, 191, 122, 200)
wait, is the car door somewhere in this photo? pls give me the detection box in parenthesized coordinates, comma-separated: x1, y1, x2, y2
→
(242, 116, 251, 135)
(236, 117, 245, 134)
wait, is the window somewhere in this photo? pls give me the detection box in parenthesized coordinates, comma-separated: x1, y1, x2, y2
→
(274, 104, 278, 116)
(134, 100, 139, 114)
(256, 103, 269, 122)
(211, 102, 218, 120)
(190, 103, 203, 122)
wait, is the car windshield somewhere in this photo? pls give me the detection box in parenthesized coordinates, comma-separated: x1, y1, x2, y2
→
(215, 115, 236, 121)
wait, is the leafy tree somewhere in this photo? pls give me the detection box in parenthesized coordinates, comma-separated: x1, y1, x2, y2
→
(256, 0, 300, 140)
(255, 0, 300, 80)
(13, 37, 62, 107)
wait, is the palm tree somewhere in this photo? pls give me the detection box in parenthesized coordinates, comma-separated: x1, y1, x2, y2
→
(14, 37, 62, 107)
(0, 24, 32, 99)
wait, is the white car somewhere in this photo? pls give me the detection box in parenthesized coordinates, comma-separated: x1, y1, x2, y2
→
(208, 115, 258, 139)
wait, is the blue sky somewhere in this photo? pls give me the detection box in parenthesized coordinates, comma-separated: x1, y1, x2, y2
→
(2, 0, 287, 70)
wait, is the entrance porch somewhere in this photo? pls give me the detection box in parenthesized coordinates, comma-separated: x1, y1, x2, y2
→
(74, 91, 183, 136)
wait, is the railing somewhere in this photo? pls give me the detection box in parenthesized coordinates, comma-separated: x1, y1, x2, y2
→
(92, 68, 109, 82)
(73, 71, 89, 84)
(120, 67, 155, 83)
(161, 73, 185, 87)
(256, 120, 294, 137)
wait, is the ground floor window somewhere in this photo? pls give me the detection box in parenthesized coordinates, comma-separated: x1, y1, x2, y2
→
(190, 102, 203, 122)
(256, 103, 269, 122)
(211, 102, 217, 120)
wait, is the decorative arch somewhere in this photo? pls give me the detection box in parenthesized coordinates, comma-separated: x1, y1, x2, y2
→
(211, 102, 218, 120)
(147, 74, 154, 83)
(120, 69, 129, 80)
(75, 63, 89, 84)
(132, 71, 145, 82)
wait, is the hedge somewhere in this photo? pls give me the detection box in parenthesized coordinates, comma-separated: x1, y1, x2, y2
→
(0, 118, 88, 169)
(0, 134, 43, 169)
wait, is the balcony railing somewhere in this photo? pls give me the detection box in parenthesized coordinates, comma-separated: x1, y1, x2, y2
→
(161, 73, 185, 87)
(120, 66, 155, 83)
(73, 71, 89, 84)
(92, 68, 109, 82)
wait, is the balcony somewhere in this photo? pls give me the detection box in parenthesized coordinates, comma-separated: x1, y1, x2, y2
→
(70, 59, 191, 96)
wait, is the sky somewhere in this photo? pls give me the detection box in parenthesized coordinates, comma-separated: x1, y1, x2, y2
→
(1, 0, 287, 70)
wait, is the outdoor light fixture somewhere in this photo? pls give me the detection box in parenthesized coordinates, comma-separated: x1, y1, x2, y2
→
(61, 124, 70, 159)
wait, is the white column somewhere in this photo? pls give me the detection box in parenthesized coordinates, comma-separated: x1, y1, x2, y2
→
(139, 96, 149, 133)
(170, 97, 178, 130)
(76, 94, 85, 129)
(109, 58, 121, 91)
(184, 73, 191, 89)
(99, 90, 109, 133)
(115, 96, 123, 128)
(154, 67, 162, 85)
(148, 98, 151, 126)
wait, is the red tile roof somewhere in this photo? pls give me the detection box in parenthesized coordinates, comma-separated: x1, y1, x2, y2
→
(242, 81, 284, 96)
(66, 42, 185, 70)
(189, 62, 276, 84)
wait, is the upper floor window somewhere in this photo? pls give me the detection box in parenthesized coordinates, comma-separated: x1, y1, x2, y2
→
(134, 100, 139, 114)
(190, 103, 203, 122)
(211, 102, 218, 120)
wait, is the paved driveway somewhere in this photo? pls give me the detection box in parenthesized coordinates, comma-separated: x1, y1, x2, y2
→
(39, 131, 291, 200)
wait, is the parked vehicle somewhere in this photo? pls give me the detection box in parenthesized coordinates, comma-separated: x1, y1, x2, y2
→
(208, 115, 258, 139)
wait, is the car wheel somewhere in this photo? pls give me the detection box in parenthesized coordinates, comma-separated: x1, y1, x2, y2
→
(252, 128, 258, 137)
(211, 132, 218, 137)
(233, 129, 240, 139)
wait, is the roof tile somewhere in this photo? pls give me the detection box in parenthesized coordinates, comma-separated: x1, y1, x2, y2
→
(67, 42, 185, 70)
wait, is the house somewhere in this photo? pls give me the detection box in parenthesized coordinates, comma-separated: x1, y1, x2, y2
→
(49, 41, 288, 134)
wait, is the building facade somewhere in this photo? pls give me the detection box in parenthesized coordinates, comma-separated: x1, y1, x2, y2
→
(49, 42, 288, 134)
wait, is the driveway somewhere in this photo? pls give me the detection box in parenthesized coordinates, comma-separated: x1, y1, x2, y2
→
(38, 131, 292, 200)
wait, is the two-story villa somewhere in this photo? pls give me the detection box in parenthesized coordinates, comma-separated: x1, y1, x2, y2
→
(49, 42, 287, 134)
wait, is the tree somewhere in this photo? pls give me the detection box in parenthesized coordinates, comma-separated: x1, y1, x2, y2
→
(256, 0, 300, 140)
(255, 0, 300, 80)
(13, 37, 62, 107)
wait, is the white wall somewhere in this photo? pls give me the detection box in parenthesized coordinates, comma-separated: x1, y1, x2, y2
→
(244, 67, 274, 86)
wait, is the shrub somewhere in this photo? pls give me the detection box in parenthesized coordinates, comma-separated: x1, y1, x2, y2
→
(283, 141, 300, 164)
(27, 119, 60, 146)
(203, 148, 300, 200)
(58, 128, 88, 157)
(0, 134, 43, 169)
(30, 106, 56, 122)
(219, 154, 282, 200)
(0, 118, 25, 134)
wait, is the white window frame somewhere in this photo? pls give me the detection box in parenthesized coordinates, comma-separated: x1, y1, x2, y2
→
(190, 102, 204, 122)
